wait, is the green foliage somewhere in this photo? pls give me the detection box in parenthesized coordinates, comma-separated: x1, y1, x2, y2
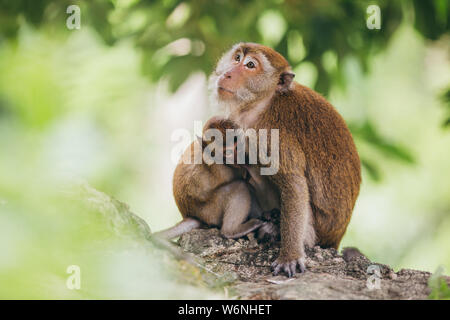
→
(442, 87, 450, 128)
(349, 121, 414, 181)
(0, 1, 450, 298)
(2, 0, 446, 179)
(429, 279, 450, 300)
(412, 0, 449, 40)
(428, 267, 450, 300)
(0, 175, 221, 298)
(1, 0, 448, 94)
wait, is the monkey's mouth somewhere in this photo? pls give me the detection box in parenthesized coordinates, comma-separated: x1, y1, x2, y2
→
(218, 86, 234, 95)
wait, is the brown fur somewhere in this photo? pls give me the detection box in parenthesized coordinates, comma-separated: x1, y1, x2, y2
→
(256, 83, 361, 248)
(156, 117, 265, 240)
(211, 42, 361, 276)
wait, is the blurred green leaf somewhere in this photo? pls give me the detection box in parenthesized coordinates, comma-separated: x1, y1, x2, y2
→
(441, 87, 450, 128)
(350, 121, 415, 164)
(428, 266, 450, 300)
(412, 0, 449, 41)
(361, 158, 382, 182)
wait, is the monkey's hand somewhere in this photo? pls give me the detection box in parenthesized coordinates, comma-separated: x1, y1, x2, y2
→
(261, 208, 280, 223)
(271, 256, 306, 277)
(257, 209, 280, 243)
(257, 221, 280, 243)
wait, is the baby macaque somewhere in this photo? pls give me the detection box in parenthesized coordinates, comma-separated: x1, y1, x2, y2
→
(154, 116, 266, 240)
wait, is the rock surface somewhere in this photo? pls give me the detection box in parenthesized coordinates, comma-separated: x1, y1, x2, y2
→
(178, 228, 446, 300)
(77, 184, 449, 300)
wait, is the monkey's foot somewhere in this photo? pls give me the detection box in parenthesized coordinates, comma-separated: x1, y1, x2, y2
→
(271, 257, 306, 277)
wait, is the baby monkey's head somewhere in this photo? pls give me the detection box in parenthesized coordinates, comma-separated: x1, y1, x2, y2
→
(199, 116, 244, 166)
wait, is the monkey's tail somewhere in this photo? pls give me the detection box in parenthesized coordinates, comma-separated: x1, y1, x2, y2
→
(153, 217, 202, 239)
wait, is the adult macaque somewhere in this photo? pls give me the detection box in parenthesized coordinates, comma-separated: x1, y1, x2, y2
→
(154, 116, 265, 240)
(209, 43, 361, 277)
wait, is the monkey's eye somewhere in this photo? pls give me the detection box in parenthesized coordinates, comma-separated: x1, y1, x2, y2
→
(234, 54, 241, 62)
(246, 61, 255, 69)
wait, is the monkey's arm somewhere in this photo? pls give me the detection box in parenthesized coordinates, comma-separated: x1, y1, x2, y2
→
(246, 165, 280, 213)
(271, 174, 315, 277)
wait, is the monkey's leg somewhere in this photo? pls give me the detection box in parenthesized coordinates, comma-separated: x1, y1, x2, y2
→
(222, 218, 264, 239)
(153, 217, 202, 239)
(248, 185, 263, 219)
(271, 175, 315, 277)
(218, 181, 264, 239)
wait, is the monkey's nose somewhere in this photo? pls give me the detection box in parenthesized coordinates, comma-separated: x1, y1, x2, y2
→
(224, 72, 232, 79)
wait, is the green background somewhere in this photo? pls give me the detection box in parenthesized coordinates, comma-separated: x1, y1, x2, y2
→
(0, 0, 449, 298)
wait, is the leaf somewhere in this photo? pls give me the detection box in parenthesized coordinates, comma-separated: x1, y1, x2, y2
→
(361, 158, 381, 182)
(428, 266, 450, 300)
(350, 121, 415, 164)
(441, 88, 450, 128)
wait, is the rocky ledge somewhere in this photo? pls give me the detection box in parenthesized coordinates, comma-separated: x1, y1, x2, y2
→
(178, 228, 447, 300)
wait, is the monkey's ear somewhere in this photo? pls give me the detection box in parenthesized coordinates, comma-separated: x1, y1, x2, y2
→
(278, 72, 295, 92)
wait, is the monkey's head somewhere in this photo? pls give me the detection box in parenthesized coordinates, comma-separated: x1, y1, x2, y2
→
(198, 116, 243, 166)
(209, 42, 295, 111)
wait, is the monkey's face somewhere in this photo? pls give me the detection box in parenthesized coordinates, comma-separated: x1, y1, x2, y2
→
(200, 118, 241, 166)
(199, 138, 238, 167)
(209, 43, 279, 108)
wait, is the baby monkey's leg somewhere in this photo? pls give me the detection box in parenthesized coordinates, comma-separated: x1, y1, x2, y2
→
(217, 181, 264, 239)
(153, 217, 202, 239)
